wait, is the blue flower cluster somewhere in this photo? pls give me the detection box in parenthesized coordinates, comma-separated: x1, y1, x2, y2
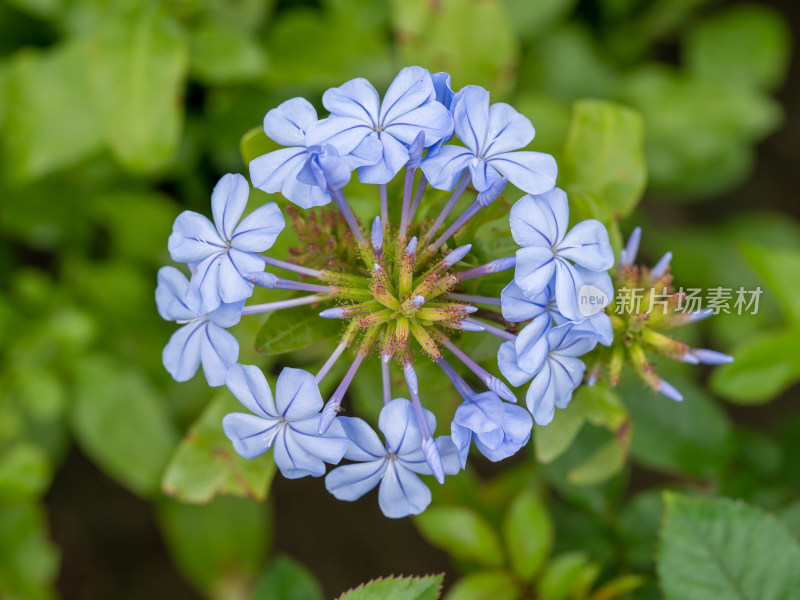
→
(156, 66, 615, 518)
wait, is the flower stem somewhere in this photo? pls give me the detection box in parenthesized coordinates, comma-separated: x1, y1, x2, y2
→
(241, 294, 326, 315)
(332, 188, 364, 245)
(445, 292, 502, 306)
(260, 255, 321, 278)
(422, 172, 472, 243)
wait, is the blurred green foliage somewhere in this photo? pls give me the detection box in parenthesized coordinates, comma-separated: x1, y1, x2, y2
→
(0, 0, 797, 598)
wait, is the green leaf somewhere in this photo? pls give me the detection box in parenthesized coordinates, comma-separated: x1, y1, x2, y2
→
(71, 356, 179, 497)
(590, 574, 646, 600)
(3, 41, 104, 180)
(252, 555, 324, 600)
(561, 99, 646, 224)
(255, 304, 342, 356)
(338, 574, 444, 600)
(0, 503, 59, 600)
(0, 443, 51, 503)
(503, 0, 577, 41)
(87, 5, 189, 173)
(710, 329, 800, 405)
(502, 491, 553, 581)
(158, 496, 270, 597)
(567, 439, 625, 486)
(741, 242, 800, 327)
(190, 23, 267, 85)
(414, 507, 505, 567)
(658, 493, 800, 600)
(619, 373, 733, 478)
(162, 392, 276, 504)
(391, 0, 518, 96)
(537, 552, 599, 600)
(445, 571, 519, 600)
(684, 4, 791, 91)
(241, 126, 277, 166)
(534, 405, 584, 464)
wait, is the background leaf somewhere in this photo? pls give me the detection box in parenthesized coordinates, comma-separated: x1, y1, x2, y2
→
(414, 507, 505, 568)
(338, 574, 443, 600)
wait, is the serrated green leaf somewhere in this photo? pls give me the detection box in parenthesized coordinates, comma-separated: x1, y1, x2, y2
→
(710, 329, 800, 405)
(255, 304, 341, 356)
(87, 5, 189, 173)
(561, 99, 646, 223)
(445, 571, 519, 600)
(158, 496, 270, 597)
(338, 574, 443, 600)
(252, 555, 324, 600)
(71, 356, 179, 497)
(659, 493, 800, 600)
(161, 392, 276, 503)
(684, 4, 791, 91)
(503, 491, 553, 581)
(414, 507, 504, 567)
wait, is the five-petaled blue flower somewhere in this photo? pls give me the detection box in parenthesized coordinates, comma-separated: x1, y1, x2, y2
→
(222, 365, 349, 478)
(307, 66, 454, 184)
(325, 398, 460, 518)
(155, 266, 241, 387)
(450, 391, 532, 467)
(511, 187, 614, 321)
(168, 173, 285, 314)
(498, 323, 599, 425)
(421, 85, 557, 194)
(250, 98, 380, 208)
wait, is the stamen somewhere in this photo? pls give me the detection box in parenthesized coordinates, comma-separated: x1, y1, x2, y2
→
(241, 294, 326, 315)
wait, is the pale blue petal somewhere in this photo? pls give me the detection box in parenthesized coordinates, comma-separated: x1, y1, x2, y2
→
(452, 85, 490, 155)
(322, 77, 380, 124)
(273, 426, 326, 478)
(162, 321, 204, 382)
(275, 367, 324, 420)
(222, 413, 281, 459)
(526, 362, 557, 426)
(550, 324, 598, 358)
(384, 101, 453, 146)
(231, 202, 284, 252)
(484, 102, 534, 157)
(357, 132, 409, 184)
(200, 323, 239, 386)
(515, 317, 550, 373)
(431, 72, 454, 109)
(305, 116, 372, 155)
(325, 459, 387, 501)
(344, 134, 383, 169)
(450, 422, 471, 468)
(474, 403, 532, 461)
(339, 417, 386, 461)
(211, 173, 250, 242)
(168, 211, 225, 264)
(548, 354, 585, 409)
(557, 219, 615, 271)
(452, 392, 504, 434)
(497, 341, 535, 387)
(156, 266, 195, 322)
(264, 97, 317, 146)
(225, 363, 278, 418)
(184, 253, 222, 314)
(218, 249, 259, 304)
(514, 246, 556, 297)
(379, 66, 435, 125)
(509, 189, 568, 247)
(282, 167, 333, 208)
(289, 417, 349, 464)
(379, 398, 420, 455)
(378, 461, 431, 518)
(553, 258, 583, 322)
(488, 151, 557, 195)
(576, 312, 613, 347)
(468, 157, 502, 192)
(207, 300, 244, 328)
(501, 281, 547, 322)
(436, 436, 462, 475)
(420, 144, 474, 191)
(249, 148, 307, 194)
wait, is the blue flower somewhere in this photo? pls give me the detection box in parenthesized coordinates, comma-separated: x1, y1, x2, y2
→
(502, 269, 614, 346)
(250, 98, 380, 208)
(421, 85, 557, 194)
(155, 266, 241, 387)
(450, 391, 532, 467)
(324, 398, 460, 518)
(511, 187, 614, 321)
(222, 365, 349, 478)
(168, 173, 285, 314)
(498, 323, 599, 425)
(306, 66, 454, 184)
